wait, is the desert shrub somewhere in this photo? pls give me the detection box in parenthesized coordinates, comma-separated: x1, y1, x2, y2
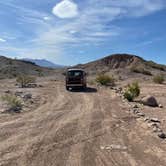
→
(16, 75, 36, 88)
(124, 82, 140, 102)
(96, 74, 115, 86)
(130, 67, 152, 76)
(35, 69, 43, 77)
(1, 94, 22, 112)
(153, 74, 165, 84)
(123, 91, 133, 102)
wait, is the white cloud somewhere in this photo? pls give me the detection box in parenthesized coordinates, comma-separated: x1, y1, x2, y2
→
(135, 37, 166, 47)
(43, 16, 51, 21)
(1, 0, 166, 64)
(0, 38, 6, 42)
(52, 0, 79, 18)
(87, 0, 166, 17)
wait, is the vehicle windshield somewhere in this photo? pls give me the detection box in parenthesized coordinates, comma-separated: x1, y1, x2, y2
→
(68, 71, 83, 77)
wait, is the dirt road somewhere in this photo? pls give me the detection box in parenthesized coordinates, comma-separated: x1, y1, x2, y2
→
(0, 81, 166, 166)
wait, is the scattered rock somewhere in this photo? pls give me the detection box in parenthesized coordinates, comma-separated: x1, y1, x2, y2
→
(38, 85, 43, 88)
(133, 109, 140, 114)
(133, 104, 139, 108)
(100, 144, 127, 151)
(141, 95, 158, 107)
(147, 122, 158, 128)
(100, 146, 105, 150)
(26, 83, 38, 88)
(159, 104, 163, 108)
(30, 100, 34, 104)
(153, 126, 162, 133)
(162, 119, 166, 122)
(158, 132, 166, 139)
(23, 93, 32, 100)
(137, 112, 145, 117)
(113, 87, 122, 93)
(144, 117, 150, 122)
(4, 90, 11, 94)
(15, 91, 23, 97)
(119, 87, 122, 91)
(150, 118, 160, 123)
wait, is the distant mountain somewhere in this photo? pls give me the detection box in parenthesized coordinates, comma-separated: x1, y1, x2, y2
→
(0, 56, 56, 79)
(22, 58, 64, 68)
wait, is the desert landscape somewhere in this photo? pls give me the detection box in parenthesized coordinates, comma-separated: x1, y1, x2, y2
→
(1, 0, 166, 165)
(0, 54, 166, 166)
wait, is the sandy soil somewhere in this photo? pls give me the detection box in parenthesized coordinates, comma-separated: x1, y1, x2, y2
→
(0, 79, 166, 166)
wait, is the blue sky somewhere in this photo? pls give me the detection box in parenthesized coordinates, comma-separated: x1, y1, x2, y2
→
(0, 0, 166, 65)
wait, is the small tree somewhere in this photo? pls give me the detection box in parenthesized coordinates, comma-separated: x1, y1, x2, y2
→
(1, 94, 22, 112)
(124, 82, 140, 102)
(16, 75, 36, 88)
(153, 74, 165, 84)
(96, 74, 115, 86)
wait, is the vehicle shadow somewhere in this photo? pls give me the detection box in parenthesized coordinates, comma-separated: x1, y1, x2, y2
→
(69, 87, 97, 93)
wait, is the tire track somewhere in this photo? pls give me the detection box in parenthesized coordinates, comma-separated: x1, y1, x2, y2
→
(1, 82, 166, 166)
(81, 91, 104, 166)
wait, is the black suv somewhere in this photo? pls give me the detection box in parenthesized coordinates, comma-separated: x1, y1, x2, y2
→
(66, 69, 87, 90)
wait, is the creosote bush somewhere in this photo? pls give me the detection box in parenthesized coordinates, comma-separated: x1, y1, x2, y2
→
(16, 75, 36, 88)
(153, 74, 165, 84)
(1, 94, 22, 112)
(96, 74, 115, 86)
(124, 82, 140, 102)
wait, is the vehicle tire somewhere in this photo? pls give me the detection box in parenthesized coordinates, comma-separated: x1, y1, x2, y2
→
(66, 86, 69, 90)
(83, 85, 87, 91)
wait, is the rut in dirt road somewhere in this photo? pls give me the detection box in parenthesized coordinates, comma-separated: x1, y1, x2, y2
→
(0, 82, 166, 166)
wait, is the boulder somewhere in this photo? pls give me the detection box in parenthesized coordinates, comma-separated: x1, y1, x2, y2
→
(141, 95, 158, 107)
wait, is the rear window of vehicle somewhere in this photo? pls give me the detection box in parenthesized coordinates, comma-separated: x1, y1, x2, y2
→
(68, 71, 83, 77)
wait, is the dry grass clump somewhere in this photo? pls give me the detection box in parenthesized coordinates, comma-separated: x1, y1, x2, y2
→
(1, 94, 22, 112)
(96, 74, 115, 86)
(153, 74, 165, 84)
(124, 82, 140, 102)
(16, 75, 36, 88)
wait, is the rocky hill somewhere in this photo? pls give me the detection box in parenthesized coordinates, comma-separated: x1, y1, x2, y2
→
(0, 56, 56, 79)
(76, 54, 166, 77)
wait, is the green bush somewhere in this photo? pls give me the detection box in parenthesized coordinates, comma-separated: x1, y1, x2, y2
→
(153, 74, 165, 84)
(123, 91, 133, 102)
(1, 94, 22, 112)
(96, 74, 115, 86)
(124, 82, 140, 102)
(16, 75, 36, 88)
